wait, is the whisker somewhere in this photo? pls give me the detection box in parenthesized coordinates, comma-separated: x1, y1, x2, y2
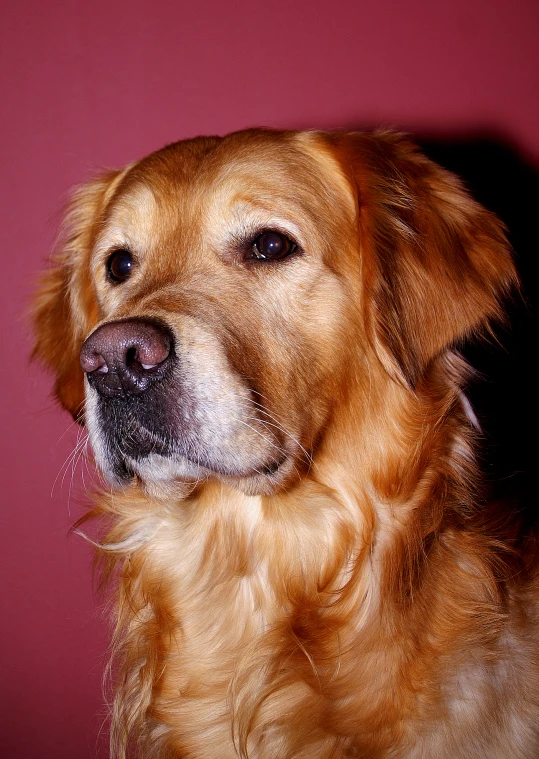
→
(249, 406, 314, 467)
(52, 431, 90, 498)
(215, 386, 314, 469)
(53, 402, 86, 446)
(239, 415, 303, 480)
(68, 435, 88, 515)
(236, 417, 282, 454)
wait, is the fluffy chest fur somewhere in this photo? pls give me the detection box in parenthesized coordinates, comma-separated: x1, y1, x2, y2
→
(98, 473, 539, 759)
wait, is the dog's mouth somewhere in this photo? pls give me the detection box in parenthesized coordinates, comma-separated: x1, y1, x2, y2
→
(126, 447, 287, 484)
(88, 390, 290, 493)
(120, 442, 289, 498)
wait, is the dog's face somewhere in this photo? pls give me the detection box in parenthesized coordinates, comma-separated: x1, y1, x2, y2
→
(82, 131, 363, 495)
(33, 129, 515, 498)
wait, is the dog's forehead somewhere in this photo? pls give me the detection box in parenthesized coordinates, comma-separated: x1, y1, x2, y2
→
(106, 131, 355, 232)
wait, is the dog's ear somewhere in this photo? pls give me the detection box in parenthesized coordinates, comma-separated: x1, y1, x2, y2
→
(32, 170, 125, 419)
(327, 131, 517, 386)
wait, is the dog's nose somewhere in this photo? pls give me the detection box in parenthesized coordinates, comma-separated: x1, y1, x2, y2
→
(80, 318, 173, 398)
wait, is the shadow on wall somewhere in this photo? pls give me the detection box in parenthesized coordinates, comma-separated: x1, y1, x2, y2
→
(417, 136, 539, 527)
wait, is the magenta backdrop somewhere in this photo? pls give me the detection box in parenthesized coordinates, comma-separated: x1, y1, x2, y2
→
(1, 1, 538, 756)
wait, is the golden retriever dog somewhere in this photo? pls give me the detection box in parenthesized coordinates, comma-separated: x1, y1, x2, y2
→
(33, 129, 539, 758)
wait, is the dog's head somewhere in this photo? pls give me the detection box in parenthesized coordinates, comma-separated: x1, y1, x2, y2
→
(33, 129, 515, 497)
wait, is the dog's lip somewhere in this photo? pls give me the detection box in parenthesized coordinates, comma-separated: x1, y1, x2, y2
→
(261, 455, 286, 475)
(178, 453, 287, 479)
(124, 447, 287, 482)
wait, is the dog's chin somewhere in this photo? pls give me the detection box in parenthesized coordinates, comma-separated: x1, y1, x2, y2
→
(97, 449, 292, 501)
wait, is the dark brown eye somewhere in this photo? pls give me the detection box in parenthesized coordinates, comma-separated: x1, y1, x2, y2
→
(252, 231, 297, 261)
(107, 249, 133, 283)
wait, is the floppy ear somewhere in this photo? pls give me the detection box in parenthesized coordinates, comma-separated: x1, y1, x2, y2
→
(328, 131, 517, 386)
(32, 170, 124, 419)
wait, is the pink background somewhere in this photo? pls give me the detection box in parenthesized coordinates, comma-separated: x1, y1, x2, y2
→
(1, 1, 538, 756)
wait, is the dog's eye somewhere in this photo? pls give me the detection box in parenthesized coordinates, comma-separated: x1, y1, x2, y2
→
(252, 231, 297, 261)
(107, 249, 133, 283)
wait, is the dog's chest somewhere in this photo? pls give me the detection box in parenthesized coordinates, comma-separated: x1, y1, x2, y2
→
(140, 509, 283, 755)
(127, 489, 362, 754)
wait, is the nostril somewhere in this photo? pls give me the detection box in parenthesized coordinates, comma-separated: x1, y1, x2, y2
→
(80, 348, 109, 374)
(132, 335, 171, 370)
(125, 340, 171, 371)
(125, 346, 138, 368)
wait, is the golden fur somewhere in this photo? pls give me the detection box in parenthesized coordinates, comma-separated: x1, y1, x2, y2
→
(33, 129, 539, 758)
